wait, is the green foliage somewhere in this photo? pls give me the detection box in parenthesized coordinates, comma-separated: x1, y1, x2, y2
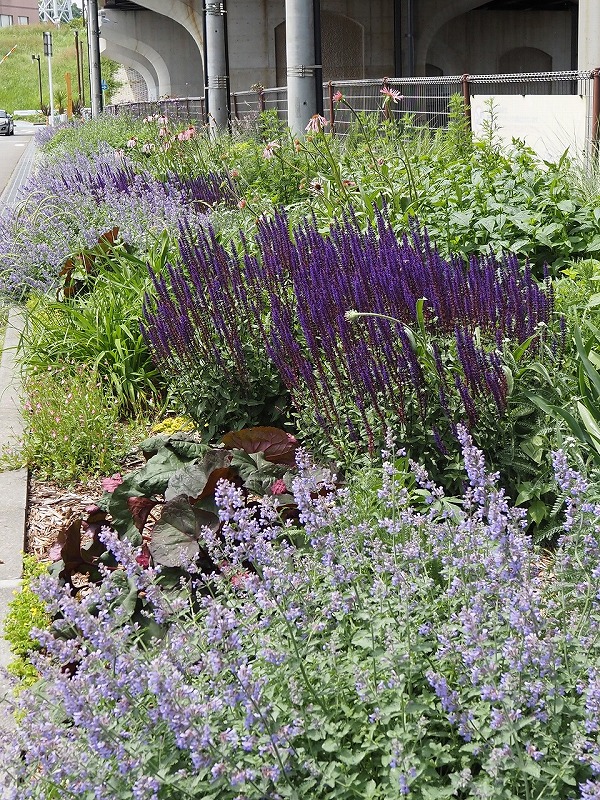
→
(19, 237, 168, 416)
(49, 426, 299, 626)
(528, 322, 600, 467)
(0, 21, 119, 113)
(11, 366, 141, 484)
(3, 555, 50, 685)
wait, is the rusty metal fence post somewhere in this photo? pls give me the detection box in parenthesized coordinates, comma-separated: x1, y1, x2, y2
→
(462, 73, 472, 130)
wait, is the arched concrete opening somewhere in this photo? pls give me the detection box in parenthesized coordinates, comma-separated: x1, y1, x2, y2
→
(100, 14, 172, 96)
(128, 0, 203, 56)
(421, 1, 572, 77)
(499, 46, 552, 74)
(100, 39, 159, 100)
(100, 6, 204, 98)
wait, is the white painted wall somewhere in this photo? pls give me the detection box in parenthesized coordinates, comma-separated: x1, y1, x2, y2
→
(471, 94, 588, 163)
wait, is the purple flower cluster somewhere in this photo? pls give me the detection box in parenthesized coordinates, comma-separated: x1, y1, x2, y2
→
(2, 430, 600, 798)
(0, 148, 213, 298)
(142, 208, 555, 451)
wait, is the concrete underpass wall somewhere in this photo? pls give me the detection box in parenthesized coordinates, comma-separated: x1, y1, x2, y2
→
(428, 7, 574, 77)
(100, 38, 159, 99)
(101, 5, 204, 98)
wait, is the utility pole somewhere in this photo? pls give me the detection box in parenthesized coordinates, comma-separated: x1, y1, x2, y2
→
(43, 31, 55, 126)
(75, 30, 82, 100)
(86, 0, 103, 116)
(31, 54, 44, 111)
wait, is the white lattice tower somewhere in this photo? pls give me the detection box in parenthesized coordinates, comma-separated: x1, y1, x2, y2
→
(38, 0, 74, 23)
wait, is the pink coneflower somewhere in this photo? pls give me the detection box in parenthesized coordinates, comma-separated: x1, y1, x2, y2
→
(332, 90, 344, 103)
(237, 198, 247, 209)
(141, 142, 155, 153)
(262, 140, 280, 159)
(157, 115, 168, 125)
(158, 127, 168, 137)
(126, 137, 137, 148)
(305, 114, 329, 133)
(380, 86, 403, 104)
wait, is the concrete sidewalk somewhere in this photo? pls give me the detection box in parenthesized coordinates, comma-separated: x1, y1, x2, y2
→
(0, 134, 35, 732)
(0, 309, 26, 731)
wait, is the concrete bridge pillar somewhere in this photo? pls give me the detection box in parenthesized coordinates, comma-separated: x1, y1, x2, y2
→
(285, 0, 318, 136)
(204, 0, 230, 128)
(579, 0, 600, 71)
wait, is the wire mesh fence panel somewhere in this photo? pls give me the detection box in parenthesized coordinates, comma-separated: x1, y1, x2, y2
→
(329, 77, 464, 136)
(104, 98, 205, 124)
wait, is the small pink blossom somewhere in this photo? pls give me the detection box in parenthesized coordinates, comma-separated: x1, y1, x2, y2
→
(380, 86, 403, 104)
(157, 115, 168, 125)
(262, 140, 280, 159)
(305, 114, 329, 133)
(230, 169, 240, 178)
(237, 198, 247, 209)
(332, 90, 344, 103)
(101, 473, 123, 493)
(271, 479, 287, 496)
(126, 137, 137, 148)
(158, 127, 168, 137)
(141, 142, 155, 153)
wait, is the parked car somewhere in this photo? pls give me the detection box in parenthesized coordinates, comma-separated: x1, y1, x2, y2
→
(0, 110, 14, 136)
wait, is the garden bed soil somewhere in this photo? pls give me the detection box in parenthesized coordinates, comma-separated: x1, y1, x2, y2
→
(26, 451, 146, 560)
(26, 475, 103, 561)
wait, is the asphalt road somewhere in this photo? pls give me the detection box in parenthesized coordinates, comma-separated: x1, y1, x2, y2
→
(0, 120, 37, 200)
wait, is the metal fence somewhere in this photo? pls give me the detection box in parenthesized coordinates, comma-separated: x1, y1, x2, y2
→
(230, 70, 599, 143)
(104, 97, 205, 123)
(104, 70, 600, 147)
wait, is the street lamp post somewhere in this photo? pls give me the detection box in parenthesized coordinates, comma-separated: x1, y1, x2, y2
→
(31, 54, 43, 112)
(43, 31, 55, 126)
(86, 0, 103, 117)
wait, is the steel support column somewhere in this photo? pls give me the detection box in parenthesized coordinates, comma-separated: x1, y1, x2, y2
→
(87, 0, 103, 116)
(204, 0, 230, 129)
(286, 0, 319, 136)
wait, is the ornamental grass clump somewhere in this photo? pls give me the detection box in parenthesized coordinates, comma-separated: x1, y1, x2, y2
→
(142, 208, 556, 467)
(3, 430, 600, 799)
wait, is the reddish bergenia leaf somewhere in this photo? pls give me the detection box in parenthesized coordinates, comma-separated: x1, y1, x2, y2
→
(221, 426, 298, 466)
(135, 544, 152, 569)
(127, 496, 160, 533)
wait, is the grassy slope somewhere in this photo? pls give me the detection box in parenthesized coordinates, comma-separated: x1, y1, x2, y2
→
(0, 22, 120, 114)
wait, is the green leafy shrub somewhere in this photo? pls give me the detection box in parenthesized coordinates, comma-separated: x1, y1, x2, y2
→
(15, 366, 138, 484)
(3, 555, 50, 686)
(19, 236, 168, 416)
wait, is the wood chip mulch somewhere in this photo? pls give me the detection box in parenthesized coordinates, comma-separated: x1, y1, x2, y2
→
(26, 475, 104, 562)
(25, 451, 146, 562)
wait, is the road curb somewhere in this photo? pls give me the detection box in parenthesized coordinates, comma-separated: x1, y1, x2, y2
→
(0, 310, 27, 732)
